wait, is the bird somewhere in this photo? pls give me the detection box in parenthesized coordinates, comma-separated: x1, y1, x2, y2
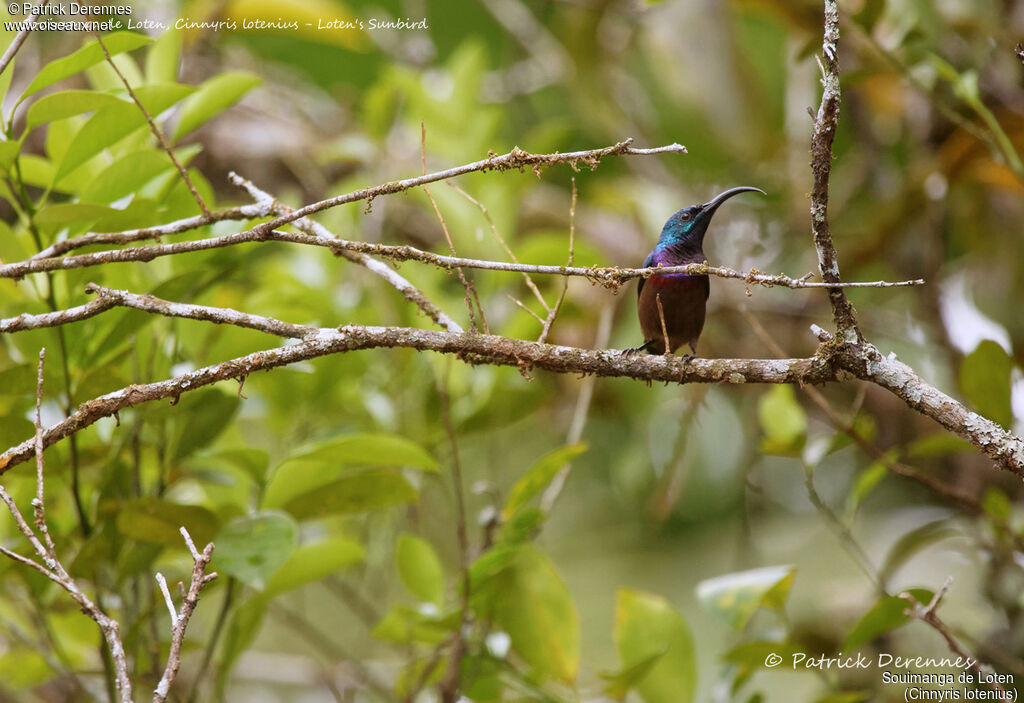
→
(625, 186, 765, 358)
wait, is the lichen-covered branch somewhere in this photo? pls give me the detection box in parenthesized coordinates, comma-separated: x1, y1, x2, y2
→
(30, 204, 270, 260)
(152, 528, 217, 703)
(0, 321, 836, 475)
(810, 0, 863, 342)
(1, 297, 116, 333)
(1, 225, 923, 290)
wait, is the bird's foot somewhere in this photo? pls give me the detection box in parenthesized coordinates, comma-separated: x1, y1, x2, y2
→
(621, 341, 655, 356)
(681, 353, 696, 364)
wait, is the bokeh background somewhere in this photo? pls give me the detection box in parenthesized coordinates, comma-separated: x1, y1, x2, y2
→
(1, 0, 1024, 701)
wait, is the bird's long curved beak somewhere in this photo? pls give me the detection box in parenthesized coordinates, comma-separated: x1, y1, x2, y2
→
(701, 186, 766, 214)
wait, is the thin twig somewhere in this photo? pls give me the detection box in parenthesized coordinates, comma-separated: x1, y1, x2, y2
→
(449, 182, 550, 313)
(0, 410, 134, 701)
(900, 579, 1006, 694)
(0, 0, 49, 78)
(421, 122, 484, 333)
(538, 178, 576, 344)
(155, 573, 177, 623)
(655, 293, 670, 356)
(95, 34, 210, 217)
(508, 294, 546, 324)
(32, 349, 56, 558)
(153, 527, 217, 703)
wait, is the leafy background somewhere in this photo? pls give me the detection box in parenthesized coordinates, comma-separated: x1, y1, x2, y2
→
(0, 0, 1022, 701)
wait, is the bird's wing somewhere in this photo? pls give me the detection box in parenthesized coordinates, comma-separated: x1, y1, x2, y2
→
(637, 251, 656, 299)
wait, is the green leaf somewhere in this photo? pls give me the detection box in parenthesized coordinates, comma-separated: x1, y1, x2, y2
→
(982, 488, 1011, 523)
(25, 90, 125, 131)
(0, 138, 23, 172)
(20, 32, 152, 102)
(80, 146, 198, 204)
(844, 460, 890, 520)
(16, 154, 54, 187)
(34, 202, 115, 231)
(601, 649, 667, 700)
(396, 534, 445, 605)
(56, 82, 195, 181)
(172, 71, 261, 141)
(145, 27, 181, 83)
(168, 389, 240, 462)
(959, 340, 1013, 428)
(852, 0, 886, 32)
(372, 605, 455, 645)
(758, 386, 806, 454)
(614, 588, 697, 703)
(880, 521, 960, 585)
(722, 639, 805, 691)
(842, 588, 933, 651)
(502, 443, 586, 519)
(501, 506, 546, 544)
(263, 433, 438, 509)
(696, 565, 795, 631)
(214, 512, 297, 591)
(264, 535, 364, 597)
(471, 544, 579, 683)
(217, 595, 268, 697)
(199, 447, 270, 485)
(282, 468, 418, 519)
(115, 497, 218, 547)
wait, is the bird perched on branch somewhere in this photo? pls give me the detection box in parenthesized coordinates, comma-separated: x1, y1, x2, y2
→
(625, 186, 765, 358)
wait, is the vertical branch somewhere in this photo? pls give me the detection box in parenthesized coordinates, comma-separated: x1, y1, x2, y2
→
(436, 365, 470, 703)
(0, 356, 134, 702)
(32, 349, 57, 559)
(95, 34, 210, 217)
(810, 0, 861, 342)
(152, 528, 217, 703)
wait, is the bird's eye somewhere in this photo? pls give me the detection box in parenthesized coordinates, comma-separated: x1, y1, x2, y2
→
(680, 212, 691, 221)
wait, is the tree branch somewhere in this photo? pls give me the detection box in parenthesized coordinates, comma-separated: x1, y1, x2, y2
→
(30, 204, 269, 260)
(0, 321, 835, 475)
(152, 527, 217, 703)
(1, 224, 923, 289)
(1, 297, 116, 333)
(811, 0, 863, 342)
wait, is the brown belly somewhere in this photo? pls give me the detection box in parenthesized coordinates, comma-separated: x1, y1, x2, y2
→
(637, 274, 709, 354)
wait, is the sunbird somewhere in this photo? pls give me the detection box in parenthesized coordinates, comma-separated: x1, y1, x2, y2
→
(626, 186, 765, 357)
